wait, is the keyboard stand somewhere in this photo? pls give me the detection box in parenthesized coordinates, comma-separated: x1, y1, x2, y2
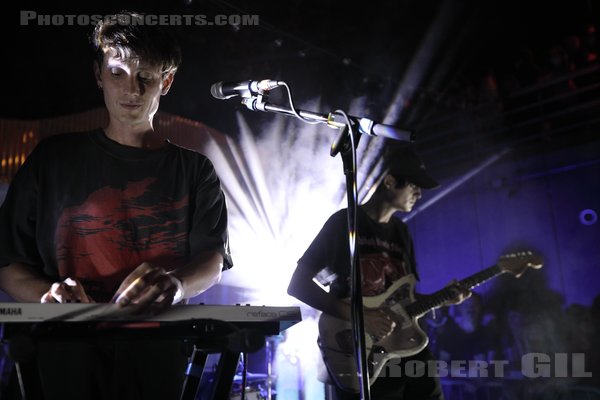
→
(2, 320, 266, 400)
(181, 347, 241, 400)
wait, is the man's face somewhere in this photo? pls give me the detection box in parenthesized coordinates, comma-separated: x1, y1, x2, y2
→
(389, 179, 422, 212)
(96, 49, 173, 129)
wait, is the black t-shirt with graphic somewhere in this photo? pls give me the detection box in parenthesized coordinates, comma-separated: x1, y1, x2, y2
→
(299, 207, 418, 299)
(0, 129, 232, 301)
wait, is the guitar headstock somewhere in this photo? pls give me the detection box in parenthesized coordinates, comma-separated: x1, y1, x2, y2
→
(497, 251, 544, 277)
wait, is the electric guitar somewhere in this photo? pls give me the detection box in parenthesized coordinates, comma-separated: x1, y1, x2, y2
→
(318, 251, 543, 393)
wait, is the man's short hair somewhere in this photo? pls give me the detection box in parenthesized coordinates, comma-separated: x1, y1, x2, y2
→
(91, 11, 182, 76)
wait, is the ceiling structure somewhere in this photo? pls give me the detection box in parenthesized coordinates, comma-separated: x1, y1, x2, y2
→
(2, 0, 599, 179)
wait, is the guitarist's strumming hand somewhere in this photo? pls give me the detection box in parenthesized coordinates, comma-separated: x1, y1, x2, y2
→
(364, 307, 398, 340)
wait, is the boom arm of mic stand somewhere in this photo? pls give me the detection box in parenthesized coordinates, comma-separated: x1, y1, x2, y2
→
(241, 97, 415, 143)
(242, 96, 329, 123)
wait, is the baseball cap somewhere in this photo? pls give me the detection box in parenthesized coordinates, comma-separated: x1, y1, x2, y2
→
(384, 145, 440, 189)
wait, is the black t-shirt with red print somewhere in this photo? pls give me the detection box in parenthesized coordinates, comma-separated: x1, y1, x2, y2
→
(0, 129, 232, 302)
(299, 207, 418, 299)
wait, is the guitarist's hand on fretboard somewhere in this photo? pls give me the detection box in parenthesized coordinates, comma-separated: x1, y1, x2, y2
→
(439, 279, 472, 307)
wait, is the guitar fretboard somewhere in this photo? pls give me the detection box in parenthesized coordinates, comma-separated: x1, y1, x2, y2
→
(405, 264, 502, 317)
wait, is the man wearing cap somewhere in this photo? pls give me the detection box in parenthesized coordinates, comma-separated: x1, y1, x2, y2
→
(288, 145, 469, 399)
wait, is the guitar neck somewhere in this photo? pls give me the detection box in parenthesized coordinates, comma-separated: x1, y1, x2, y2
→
(405, 264, 502, 318)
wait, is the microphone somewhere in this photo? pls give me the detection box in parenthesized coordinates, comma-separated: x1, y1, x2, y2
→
(328, 113, 415, 142)
(210, 79, 283, 100)
(358, 118, 415, 142)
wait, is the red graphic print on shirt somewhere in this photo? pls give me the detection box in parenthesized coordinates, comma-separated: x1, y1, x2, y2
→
(55, 178, 189, 300)
(360, 252, 408, 296)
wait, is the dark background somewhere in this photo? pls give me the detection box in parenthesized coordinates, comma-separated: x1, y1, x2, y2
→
(2, 1, 598, 158)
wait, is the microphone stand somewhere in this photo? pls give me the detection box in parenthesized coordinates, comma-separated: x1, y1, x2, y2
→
(239, 94, 413, 400)
(332, 121, 371, 400)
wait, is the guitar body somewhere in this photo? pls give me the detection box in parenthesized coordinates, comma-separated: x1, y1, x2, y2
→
(318, 274, 429, 393)
(317, 251, 543, 393)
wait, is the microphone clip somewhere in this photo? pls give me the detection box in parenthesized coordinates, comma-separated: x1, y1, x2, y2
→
(241, 94, 268, 112)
